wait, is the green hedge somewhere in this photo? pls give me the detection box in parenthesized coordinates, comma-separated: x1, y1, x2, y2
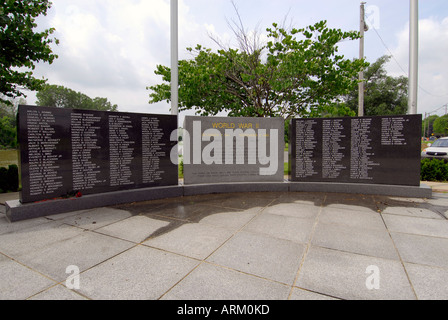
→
(0, 164, 19, 193)
(421, 159, 448, 182)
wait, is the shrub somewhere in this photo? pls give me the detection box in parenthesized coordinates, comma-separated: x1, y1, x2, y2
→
(421, 159, 448, 182)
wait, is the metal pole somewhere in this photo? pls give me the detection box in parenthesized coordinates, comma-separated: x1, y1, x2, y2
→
(358, 2, 367, 117)
(408, 0, 419, 115)
(171, 0, 179, 116)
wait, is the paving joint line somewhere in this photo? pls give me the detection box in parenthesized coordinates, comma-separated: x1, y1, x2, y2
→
(288, 193, 327, 300)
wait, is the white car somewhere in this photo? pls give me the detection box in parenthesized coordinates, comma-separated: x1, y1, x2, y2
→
(421, 137, 448, 160)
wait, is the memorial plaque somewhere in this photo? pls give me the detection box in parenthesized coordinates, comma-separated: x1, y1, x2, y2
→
(289, 115, 422, 186)
(18, 105, 178, 203)
(183, 116, 284, 184)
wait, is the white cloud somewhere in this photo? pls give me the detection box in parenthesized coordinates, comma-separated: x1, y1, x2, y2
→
(386, 16, 448, 115)
(28, 0, 231, 114)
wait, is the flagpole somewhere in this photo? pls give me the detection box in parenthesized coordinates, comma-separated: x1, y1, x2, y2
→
(171, 0, 179, 116)
(408, 0, 419, 115)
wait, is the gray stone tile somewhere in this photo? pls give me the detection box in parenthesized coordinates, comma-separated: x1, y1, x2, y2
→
(57, 207, 132, 230)
(319, 207, 386, 231)
(381, 206, 443, 219)
(405, 263, 448, 300)
(244, 213, 315, 244)
(0, 214, 50, 236)
(96, 215, 171, 243)
(29, 285, 88, 300)
(323, 193, 378, 213)
(289, 287, 339, 300)
(207, 231, 305, 285)
(197, 207, 258, 232)
(76, 245, 199, 300)
(383, 214, 448, 238)
(161, 263, 290, 300)
(262, 202, 321, 219)
(312, 222, 399, 260)
(391, 232, 448, 269)
(17, 231, 135, 281)
(296, 246, 416, 300)
(200, 193, 275, 211)
(0, 254, 55, 300)
(278, 192, 326, 207)
(0, 221, 84, 259)
(143, 222, 234, 260)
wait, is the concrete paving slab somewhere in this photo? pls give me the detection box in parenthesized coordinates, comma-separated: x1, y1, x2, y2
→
(390, 232, 448, 269)
(54, 207, 133, 231)
(197, 207, 259, 232)
(296, 246, 416, 300)
(261, 202, 321, 219)
(193, 193, 277, 211)
(383, 214, 448, 238)
(0, 213, 49, 236)
(0, 253, 56, 300)
(243, 213, 315, 244)
(76, 245, 199, 300)
(319, 207, 386, 231)
(161, 262, 291, 300)
(312, 222, 399, 260)
(16, 231, 135, 281)
(381, 206, 444, 219)
(277, 192, 327, 207)
(404, 263, 448, 300)
(95, 215, 171, 244)
(323, 193, 379, 213)
(29, 285, 88, 300)
(207, 231, 306, 285)
(143, 222, 235, 260)
(289, 288, 339, 300)
(0, 221, 84, 259)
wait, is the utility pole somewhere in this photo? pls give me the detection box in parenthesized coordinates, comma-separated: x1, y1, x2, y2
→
(423, 112, 427, 138)
(171, 0, 179, 116)
(358, 2, 368, 117)
(408, 0, 419, 115)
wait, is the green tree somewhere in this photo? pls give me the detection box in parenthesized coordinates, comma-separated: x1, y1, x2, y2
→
(0, 0, 58, 105)
(422, 114, 438, 137)
(36, 84, 118, 111)
(341, 55, 408, 116)
(148, 20, 367, 118)
(433, 115, 448, 137)
(0, 116, 17, 148)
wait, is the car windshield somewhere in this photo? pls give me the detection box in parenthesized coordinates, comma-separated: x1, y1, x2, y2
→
(431, 139, 448, 148)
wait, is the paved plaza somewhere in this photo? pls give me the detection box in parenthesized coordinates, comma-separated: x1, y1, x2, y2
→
(1, 186, 448, 300)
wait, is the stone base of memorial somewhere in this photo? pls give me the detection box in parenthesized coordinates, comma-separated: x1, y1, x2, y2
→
(6, 185, 183, 222)
(6, 182, 432, 222)
(288, 182, 432, 199)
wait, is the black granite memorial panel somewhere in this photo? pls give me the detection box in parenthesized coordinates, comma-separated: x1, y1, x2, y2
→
(18, 105, 178, 203)
(289, 115, 422, 186)
(183, 116, 284, 184)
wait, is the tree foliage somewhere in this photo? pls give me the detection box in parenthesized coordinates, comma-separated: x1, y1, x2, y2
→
(0, 0, 58, 105)
(341, 55, 408, 116)
(422, 114, 438, 137)
(433, 115, 448, 137)
(36, 84, 118, 111)
(0, 116, 17, 148)
(148, 20, 367, 118)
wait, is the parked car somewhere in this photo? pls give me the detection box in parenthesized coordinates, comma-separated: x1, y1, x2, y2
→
(422, 137, 448, 160)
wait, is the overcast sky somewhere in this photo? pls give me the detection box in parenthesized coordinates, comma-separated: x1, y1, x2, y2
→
(27, 0, 448, 119)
